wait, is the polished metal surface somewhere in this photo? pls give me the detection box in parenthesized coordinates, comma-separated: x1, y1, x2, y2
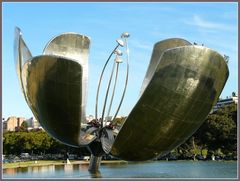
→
(88, 155, 102, 172)
(94, 34, 130, 154)
(14, 27, 229, 164)
(21, 55, 86, 146)
(14, 27, 32, 101)
(111, 36, 130, 122)
(101, 128, 114, 154)
(95, 33, 130, 128)
(95, 45, 119, 123)
(106, 63, 120, 123)
(43, 33, 90, 123)
(101, 62, 117, 123)
(14, 27, 92, 147)
(140, 38, 191, 96)
(111, 45, 229, 161)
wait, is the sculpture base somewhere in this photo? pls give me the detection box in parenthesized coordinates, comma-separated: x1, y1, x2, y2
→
(88, 154, 102, 172)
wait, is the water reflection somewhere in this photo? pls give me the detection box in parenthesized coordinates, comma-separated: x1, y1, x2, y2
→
(64, 164, 73, 173)
(29, 165, 55, 173)
(3, 163, 102, 178)
(78, 163, 88, 171)
(3, 161, 237, 178)
(4, 168, 17, 175)
(88, 170, 101, 178)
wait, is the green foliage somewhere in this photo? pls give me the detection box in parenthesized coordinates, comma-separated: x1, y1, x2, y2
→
(3, 129, 90, 156)
(3, 130, 60, 155)
(3, 104, 237, 159)
(21, 121, 28, 129)
(184, 103, 237, 157)
(172, 103, 237, 159)
(201, 149, 208, 157)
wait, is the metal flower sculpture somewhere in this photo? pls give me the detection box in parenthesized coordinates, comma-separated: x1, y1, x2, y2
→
(14, 27, 229, 172)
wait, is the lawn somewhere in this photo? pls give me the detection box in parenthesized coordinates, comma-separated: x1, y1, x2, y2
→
(3, 160, 127, 169)
(3, 160, 68, 169)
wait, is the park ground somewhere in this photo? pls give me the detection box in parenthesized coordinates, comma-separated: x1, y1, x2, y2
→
(3, 160, 128, 169)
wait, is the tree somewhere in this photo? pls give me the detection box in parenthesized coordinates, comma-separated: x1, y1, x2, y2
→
(19, 121, 28, 131)
(190, 103, 237, 156)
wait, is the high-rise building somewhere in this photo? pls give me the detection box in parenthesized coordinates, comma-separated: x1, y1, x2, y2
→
(211, 92, 238, 113)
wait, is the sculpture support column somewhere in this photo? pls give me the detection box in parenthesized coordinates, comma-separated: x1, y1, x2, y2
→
(88, 154, 102, 172)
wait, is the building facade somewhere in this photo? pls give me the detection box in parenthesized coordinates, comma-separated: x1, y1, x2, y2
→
(3, 116, 42, 131)
(211, 92, 238, 113)
(3, 116, 25, 131)
(25, 117, 42, 130)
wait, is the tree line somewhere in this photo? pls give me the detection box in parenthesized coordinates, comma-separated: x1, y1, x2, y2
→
(3, 103, 237, 159)
(169, 103, 237, 160)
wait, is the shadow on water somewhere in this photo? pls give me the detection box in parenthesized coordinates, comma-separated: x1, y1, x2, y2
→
(89, 170, 102, 178)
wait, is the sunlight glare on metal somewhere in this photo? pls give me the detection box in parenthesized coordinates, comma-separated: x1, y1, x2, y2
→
(121, 32, 130, 38)
(114, 49, 123, 56)
(116, 39, 124, 47)
(115, 56, 123, 63)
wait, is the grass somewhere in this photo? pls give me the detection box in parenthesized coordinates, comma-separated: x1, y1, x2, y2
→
(3, 160, 128, 169)
(3, 160, 70, 169)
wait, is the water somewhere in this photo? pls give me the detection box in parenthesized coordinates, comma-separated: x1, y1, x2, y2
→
(3, 161, 237, 178)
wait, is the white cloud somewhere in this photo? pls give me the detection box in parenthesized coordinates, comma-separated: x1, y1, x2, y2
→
(130, 39, 153, 51)
(184, 15, 235, 32)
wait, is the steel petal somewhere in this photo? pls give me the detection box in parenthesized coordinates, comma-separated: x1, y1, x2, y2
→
(21, 55, 90, 147)
(140, 38, 191, 95)
(14, 27, 32, 101)
(110, 46, 228, 161)
(43, 33, 90, 123)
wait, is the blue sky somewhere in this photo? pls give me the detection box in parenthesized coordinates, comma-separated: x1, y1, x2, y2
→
(2, 2, 238, 119)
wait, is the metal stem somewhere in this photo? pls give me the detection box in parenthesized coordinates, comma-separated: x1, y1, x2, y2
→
(101, 62, 116, 127)
(106, 63, 119, 124)
(88, 154, 102, 172)
(112, 38, 129, 121)
(95, 45, 119, 121)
